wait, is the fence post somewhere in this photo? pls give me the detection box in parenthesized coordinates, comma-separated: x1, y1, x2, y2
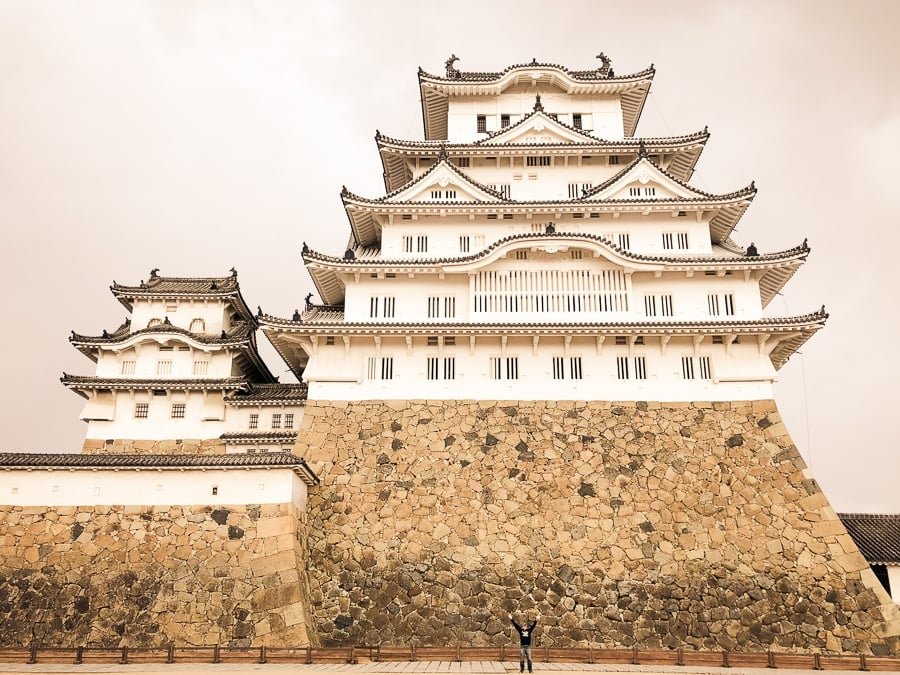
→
(500, 645, 505, 662)
(631, 646, 639, 665)
(349, 646, 355, 664)
(722, 651, 730, 668)
(589, 644, 594, 665)
(676, 647, 684, 666)
(767, 650, 776, 669)
(166, 644, 175, 663)
(212, 644, 220, 664)
(813, 653, 822, 671)
(27, 643, 37, 664)
(305, 645, 312, 664)
(456, 644, 461, 662)
(74, 646, 84, 664)
(120, 646, 129, 665)
(259, 645, 267, 664)
(859, 654, 869, 672)
(411, 645, 417, 662)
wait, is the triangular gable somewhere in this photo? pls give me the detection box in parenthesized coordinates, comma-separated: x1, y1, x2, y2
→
(383, 159, 506, 203)
(476, 111, 596, 146)
(584, 156, 716, 202)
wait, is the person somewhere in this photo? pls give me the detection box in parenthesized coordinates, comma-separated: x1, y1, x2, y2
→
(508, 611, 540, 673)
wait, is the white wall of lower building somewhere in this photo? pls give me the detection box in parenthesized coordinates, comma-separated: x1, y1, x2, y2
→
(130, 298, 231, 335)
(83, 390, 227, 439)
(0, 467, 308, 509)
(888, 565, 900, 604)
(95, 342, 235, 378)
(303, 335, 777, 402)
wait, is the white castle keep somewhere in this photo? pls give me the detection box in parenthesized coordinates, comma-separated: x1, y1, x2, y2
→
(65, 53, 824, 449)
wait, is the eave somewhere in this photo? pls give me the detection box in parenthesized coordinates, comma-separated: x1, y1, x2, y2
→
(419, 64, 655, 140)
(261, 310, 827, 374)
(61, 375, 249, 399)
(376, 129, 710, 191)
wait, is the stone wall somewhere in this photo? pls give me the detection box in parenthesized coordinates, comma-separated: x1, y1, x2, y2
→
(294, 400, 900, 654)
(0, 503, 314, 647)
(81, 439, 225, 455)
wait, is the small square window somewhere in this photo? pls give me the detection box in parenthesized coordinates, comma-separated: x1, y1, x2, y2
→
(271, 413, 282, 429)
(211, 486, 218, 496)
(170, 403, 186, 419)
(284, 413, 294, 429)
(249, 413, 259, 429)
(134, 402, 149, 419)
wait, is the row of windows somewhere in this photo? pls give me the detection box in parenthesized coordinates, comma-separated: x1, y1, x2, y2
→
(366, 356, 714, 382)
(397, 232, 696, 255)
(475, 113, 594, 133)
(365, 292, 736, 319)
(134, 402, 184, 419)
(123, 360, 210, 375)
(248, 413, 294, 429)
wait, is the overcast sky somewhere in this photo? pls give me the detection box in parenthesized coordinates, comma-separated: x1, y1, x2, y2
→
(1, 1, 898, 511)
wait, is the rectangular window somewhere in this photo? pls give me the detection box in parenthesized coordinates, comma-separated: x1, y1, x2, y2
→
(249, 413, 259, 429)
(569, 357, 583, 380)
(456, 157, 470, 168)
(444, 297, 456, 318)
(134, 402, 149, 419)
(170, 403, 186, 419)
(500, 114, 510, 128)
(459, 235, 470, 253)
(617, 233, 630, 249)
(699, 356, 712, 380)
(156, 360, 172, 375)
(477, 115, 487, 133)
(430, 189, 457, 200)
(121, 360, 136, 375)
(660, 294, 674, 316)
(417, 235, 428, 252)
(616, 356, 630, 380)
(677, 232, 688, 248)
(634, 356, 647, 380)
(629, 187, 642, 197)
(682, 356, 696, 380)
(427, 357, 456, 380)
(644, 294, 674, 317)
(489, 357, 519, 380)
(370, 297, 396, 319)
(487, 183, 511, 199)
(552, 356, 564, 380)
(608, 155, 620, 165)
(192, 360, 208, 375)
(707, 293, 735, 317)
(367, 357, 394, 381)
(402, 235, 413, 253)
(427, 296, 456, 319)
(515, 251, 528, 260)
(284, 413, 294, 429)
(662, 232, 688, 250)
(567, 182, 593, 199)
(526, 156, 551, 167)
(644, 295, 657, 317)
(644, 186, 656, 197)
(572, 113, 583, 129)
(271, 413, 281, 429)
(570, 250, 583, 260)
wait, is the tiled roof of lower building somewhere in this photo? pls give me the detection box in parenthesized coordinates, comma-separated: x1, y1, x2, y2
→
(220, 431, 298, 443)
(226, 383, 308, 405)
(0, 452, 319, 486)
(838, 513, 900, 564)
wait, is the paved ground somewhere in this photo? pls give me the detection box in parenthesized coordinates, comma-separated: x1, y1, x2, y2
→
(0, 662, 866, 675)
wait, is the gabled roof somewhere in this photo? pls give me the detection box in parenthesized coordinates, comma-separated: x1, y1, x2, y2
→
(368, 154, 509, 204)
(838, 513, 900, 565)
(475, 107, 599, 145)
(261, 309, 827, 376)
(302, 233, 809, 308)
(418, 57, 654, 139)
(60, 375, 249, 399)
(582, 154, 755, 243)
(226, 383, 308, 406)
(376, 129, 709, 190)
(0, 452, 319, 486)
(111, 269, 256, 325)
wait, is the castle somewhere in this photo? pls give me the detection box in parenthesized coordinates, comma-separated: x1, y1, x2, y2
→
(1, 54, 898, 654)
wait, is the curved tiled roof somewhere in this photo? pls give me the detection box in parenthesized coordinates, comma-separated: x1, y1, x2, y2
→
(60, 375, 249, 398)
(475, 108, 598, 144)
(0, 452, 319, 486)
(226, 383, 308, 405)
(304, 232, 806, 268)
(377, 128, 709, 150)
(838, 514, 900, 565)
(418, 61, 655, 84)
(110, 270, 256, 324)
(70, 321, 253, 347)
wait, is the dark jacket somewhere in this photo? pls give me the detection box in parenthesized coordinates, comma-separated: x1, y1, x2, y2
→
(511, 618, 538, 646)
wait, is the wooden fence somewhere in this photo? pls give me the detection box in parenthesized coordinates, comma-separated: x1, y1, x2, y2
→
(0, 644, 897, 670)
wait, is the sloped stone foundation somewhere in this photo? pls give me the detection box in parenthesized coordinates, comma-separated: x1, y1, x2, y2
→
(294, 400, 900, 654)
(0, 503, 313, 647)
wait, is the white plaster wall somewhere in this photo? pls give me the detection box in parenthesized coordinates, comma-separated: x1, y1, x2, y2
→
(378, 213, 715, 259)
(343, 264, 763, 324)
(888, 566, 900, 604)
(0, 468, 308, 509)
(84, 390, 227, 439)
(303, 335, 776, 402)
(130, 298, 231, 334)
(446, 90, 624, 142)
(224, 405, 306, 434)
(95, 342, 234, 378)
